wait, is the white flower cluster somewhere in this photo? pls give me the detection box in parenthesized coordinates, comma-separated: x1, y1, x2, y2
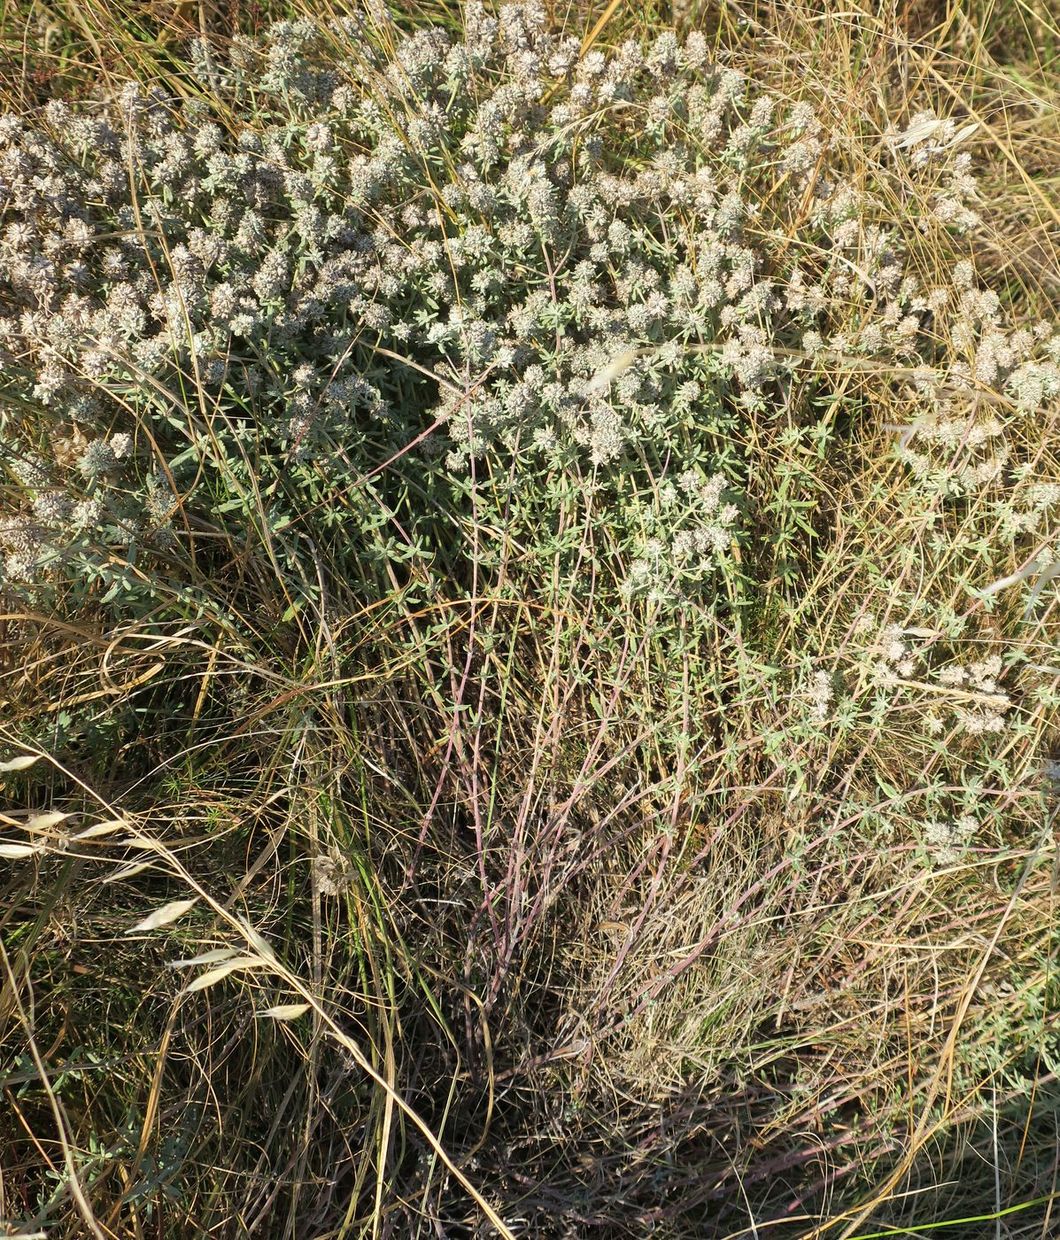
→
(923, 812, 978, 866)
(0, 431, 139, 583)
(935, 655, 1012, 735)
(885, 261, 1060, 505)
(620, 468, 738, 605)
(0, 4, 1056, 594)
(860, 623, 1013, 737)
(804, 668, 834, 722)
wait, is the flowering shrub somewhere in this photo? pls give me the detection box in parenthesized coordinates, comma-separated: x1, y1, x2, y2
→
(1, 6, 1059, 1235)
(3, 2, 1055, 613)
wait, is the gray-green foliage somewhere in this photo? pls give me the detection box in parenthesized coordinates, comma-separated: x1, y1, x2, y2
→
(5, 3, 1052, 617)
(2, 6, 1060, 1236)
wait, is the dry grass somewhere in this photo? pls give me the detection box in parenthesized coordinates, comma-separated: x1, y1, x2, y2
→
(1, 1, 1058, 1237)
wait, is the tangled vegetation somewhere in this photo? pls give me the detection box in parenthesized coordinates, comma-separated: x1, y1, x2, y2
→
(1, 1, 1058, 1236)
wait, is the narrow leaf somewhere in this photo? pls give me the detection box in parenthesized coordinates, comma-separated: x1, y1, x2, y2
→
(127, 898, 197, 934)
(242, 923, 277, 962)
(25, 811, 72, 831)
(1026, 561, 1060, 617)
(258, 1003, 311, 1020)
(75, 820, 129, 840)
(0, 842, 41, 859)
(0, 754, 40, 773)
(101, 860, 154, 883)
(892, 116, 942, 148)
(586, 348, 637, 395)
(184, 957, 260, 993)
(978, 561, 1038, 598)
(167, 948, 242, 969)
(948, 120, 980, 148)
